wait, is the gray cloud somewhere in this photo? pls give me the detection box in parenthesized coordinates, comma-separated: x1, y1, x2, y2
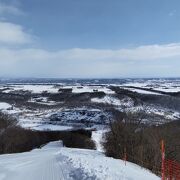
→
(0, 43, 180, 78)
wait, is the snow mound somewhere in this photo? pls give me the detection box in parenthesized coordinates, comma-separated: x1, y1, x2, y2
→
(61, 85, 115, 94)
(60, 148, 160, 180)
(0, 102, 12, 110)
(91, 130, 107, 152)
(91, 95, 134, 107)
(91, 95, 121, 106)
(0, 141, 160, 180)
(2, 85, 59, 94)
(42, 140, 63, 149)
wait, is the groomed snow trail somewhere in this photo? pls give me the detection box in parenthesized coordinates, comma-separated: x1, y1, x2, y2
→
(0, 141, 77, 180)
(0, 141, 160, 180)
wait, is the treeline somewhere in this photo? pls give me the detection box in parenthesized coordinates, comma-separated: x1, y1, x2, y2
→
(0, 113, 95, 154)
(103, 112, 180, 175)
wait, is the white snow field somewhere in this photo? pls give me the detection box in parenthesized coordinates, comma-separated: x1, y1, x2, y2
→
(2, 85, 59, 94)
(60, 85, 115, 94)
(0, 84, 115, 94)
(91, 95, 122, 106)
(91, 129, 109, 152)
(0, 141, 160, 180)
(0, 102, 12, 110)
(121, 80, 180, 93)
(121, 88, 163, 95)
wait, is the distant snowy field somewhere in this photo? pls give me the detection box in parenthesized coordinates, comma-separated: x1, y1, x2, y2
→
(1, 79, 180, 95)
(0, 141, 160, 180)
(0, 79, 180, 132)
(120, 79, 180, 93)
(0, 84, 115, 94)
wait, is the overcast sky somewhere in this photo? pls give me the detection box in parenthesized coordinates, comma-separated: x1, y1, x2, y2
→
(0, 0, 180, 78)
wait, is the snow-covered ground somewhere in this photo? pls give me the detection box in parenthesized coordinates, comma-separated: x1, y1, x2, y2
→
(121, 88, 162, 95)
(0, 80, 180, 130)
(91, 95, 122, 106)
(124, 104, 180, 124)
(28, 97, 59, 105)
(1, 105, 73, 131)
(0, 84, 115, 94)
(1, 85, 59, 94)
(91, 95, 134, 107)
(0, 141, 160, 180)
(120, 80, 180, 93)
(0, 102, 12, 110)
(47, 108, 111, 128)
(57, 85, 114, 94)
(1, 105, 111, 131)
(91, 129, 107, 152)
(1, 79, 180, 94)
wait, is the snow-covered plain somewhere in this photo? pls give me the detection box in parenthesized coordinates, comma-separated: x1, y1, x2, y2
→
(0, 80, 178, 179)
(0, 102, 11, 110)
(0, 79, 180, 130)
(28, 97, 59, 105)
(121, 88, 162, 95)
(120, 79, 180, 93)
(91, 129, 107, 152)
(91, 95, 134, 107)
(0, 84, 115, 94)
(1, 78, 180, 94)
(1, 85, 59, 94)
(0, 141, 160, 180)
(91, 95, 122, 106)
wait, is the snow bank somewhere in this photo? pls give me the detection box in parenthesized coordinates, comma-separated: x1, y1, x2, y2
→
(121, 80, 180, 93)
(60, 147, 160, 180)
(123, 88, 162, 95)
(0, 141, 160, 180)
(0, 102, 11, 110)
(91, 130, 107, 152)
(91, 95, 121, 106)
(32, 124, 73, 131)
(28, 97, 58, 105)
(42, 140, 63, 149)
(3, 85, 59, 94)
(61, 85, 115, 94)
(91, 95, 134, 108)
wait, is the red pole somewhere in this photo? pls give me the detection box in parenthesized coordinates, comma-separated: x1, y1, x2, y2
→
(161, 140, 165, 180)
(169, 160, 172, 180)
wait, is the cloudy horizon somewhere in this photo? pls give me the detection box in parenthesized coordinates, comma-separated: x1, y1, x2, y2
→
(0, 0, 180, 78)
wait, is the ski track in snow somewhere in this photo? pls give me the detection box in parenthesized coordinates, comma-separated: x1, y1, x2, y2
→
(0, 142, 77, 180)
(0, 141, 160, 180)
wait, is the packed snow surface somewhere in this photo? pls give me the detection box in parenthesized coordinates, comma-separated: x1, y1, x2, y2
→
(91, 130, 107, 152)
(0, 141, 160, 180)
(0, 102, 11, 110)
